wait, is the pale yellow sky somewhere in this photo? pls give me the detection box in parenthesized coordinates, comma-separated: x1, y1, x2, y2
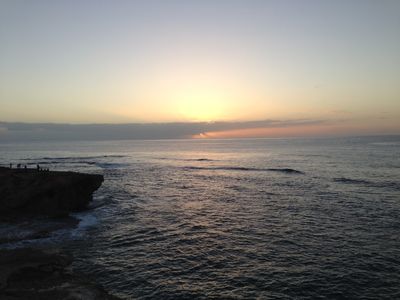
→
(1, 1, 399, 137)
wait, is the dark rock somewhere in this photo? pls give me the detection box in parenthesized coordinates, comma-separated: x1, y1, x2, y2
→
(0, 167, 103, 217)
(0, 248, 120, 299)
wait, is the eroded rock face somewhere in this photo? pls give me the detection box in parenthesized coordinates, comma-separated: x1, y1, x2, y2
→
(0, 248, 119, 300)
(0, 167, 104, 217)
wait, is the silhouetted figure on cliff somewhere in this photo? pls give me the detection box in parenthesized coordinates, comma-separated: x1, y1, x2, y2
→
(37, 164, 40, 171)
(9, 163, 12, 169)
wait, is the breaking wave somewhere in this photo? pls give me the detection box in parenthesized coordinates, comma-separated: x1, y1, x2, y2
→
(184, 166, 304, 174)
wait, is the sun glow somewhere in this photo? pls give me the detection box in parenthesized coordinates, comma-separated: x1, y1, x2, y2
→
(174, 88, 228, 122)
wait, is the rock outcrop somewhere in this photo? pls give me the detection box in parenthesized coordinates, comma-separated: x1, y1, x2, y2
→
(0, 168, 116, 299)
(0, 167, 103, 217)
(0, 248, 119, 299)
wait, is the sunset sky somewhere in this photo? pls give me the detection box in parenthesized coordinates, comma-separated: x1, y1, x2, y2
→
(1, 0, 399, 139)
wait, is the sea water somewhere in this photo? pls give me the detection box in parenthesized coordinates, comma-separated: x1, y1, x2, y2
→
(1, 136, 400, 299)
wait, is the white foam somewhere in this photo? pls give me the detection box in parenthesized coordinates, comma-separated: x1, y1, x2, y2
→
(70, 212, 98, 238)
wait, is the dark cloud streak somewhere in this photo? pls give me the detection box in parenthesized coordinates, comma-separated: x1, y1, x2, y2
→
(0, 119, 326, 142)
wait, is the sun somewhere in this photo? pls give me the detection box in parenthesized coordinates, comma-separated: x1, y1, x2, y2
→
(175, 88, 227, 122)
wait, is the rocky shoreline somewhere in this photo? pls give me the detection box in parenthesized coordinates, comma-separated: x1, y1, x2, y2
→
(0, 167, 120, 299)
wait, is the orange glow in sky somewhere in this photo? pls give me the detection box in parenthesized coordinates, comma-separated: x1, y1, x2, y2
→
(192, 122, 400, 139)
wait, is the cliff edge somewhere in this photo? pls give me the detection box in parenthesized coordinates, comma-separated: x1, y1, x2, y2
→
(0, 167, 103, 217)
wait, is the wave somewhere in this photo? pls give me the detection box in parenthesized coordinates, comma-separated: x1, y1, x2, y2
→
(157, 157, 216, 162)
(333, 177, 371, 185)
(189, 158, 215, 162)
(70, 212, 98, 238)
(22, 155, 126, 161)
(28, 160, 97, 165)
(22, 160, 128, 168)
(29, 161, 128, 169)
(184, 166, 304, 174)
(19, 155, 128, 168)
(334, 177, 400, 191)
(95, 162, 129, 169)
(267, 168, 304, 174)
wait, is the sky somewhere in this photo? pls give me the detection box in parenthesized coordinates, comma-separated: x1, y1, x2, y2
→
(0, 0, 399, 139)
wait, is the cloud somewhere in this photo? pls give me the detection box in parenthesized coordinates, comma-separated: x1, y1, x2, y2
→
(0, 119, 327, 142)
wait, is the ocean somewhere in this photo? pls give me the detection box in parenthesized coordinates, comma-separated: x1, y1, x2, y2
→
(1, 136, 400, 299)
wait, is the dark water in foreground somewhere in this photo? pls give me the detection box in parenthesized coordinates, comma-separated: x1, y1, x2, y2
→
(1, 136, 400, 299)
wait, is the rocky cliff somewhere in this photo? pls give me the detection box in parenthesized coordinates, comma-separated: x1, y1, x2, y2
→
(0, 167, 103, 217)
